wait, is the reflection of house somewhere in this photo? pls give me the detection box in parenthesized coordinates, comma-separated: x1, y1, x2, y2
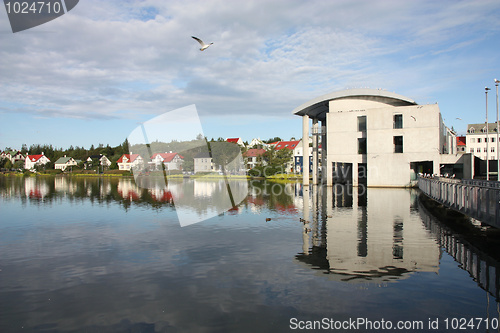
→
(194, 151, 215, 173)
(24, 177, 50, 199)
(54, 156, 78, 171)
(193, 180, 217, 197)
(117, 154, 144, 171)
(25, 153, 50, 170)
(150, 152, 184, 171)
(117, 179, 141, 201)
(243, 148, 266, 170)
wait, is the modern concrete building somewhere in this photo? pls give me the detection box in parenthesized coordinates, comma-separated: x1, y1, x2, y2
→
(293, 88, 470, 187)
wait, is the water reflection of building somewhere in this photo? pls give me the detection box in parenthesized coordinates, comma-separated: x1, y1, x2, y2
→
(117, 179, 141, 201)
(193, 180, 219, 198)
(24, 177, 50, 200)
(297, 185, 440, 283)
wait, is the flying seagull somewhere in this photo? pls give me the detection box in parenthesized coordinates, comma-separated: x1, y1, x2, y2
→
(192, 36, 213, 51)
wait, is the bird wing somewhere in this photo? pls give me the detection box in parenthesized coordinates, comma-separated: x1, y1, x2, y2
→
(191, 36, 206, 46)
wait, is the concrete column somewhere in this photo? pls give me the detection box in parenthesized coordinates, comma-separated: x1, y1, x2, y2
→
(312, 119, 319, 185)
(352, 163, 358, 186)
(321, 120, 327, 184)
(302, 116, 310, 186)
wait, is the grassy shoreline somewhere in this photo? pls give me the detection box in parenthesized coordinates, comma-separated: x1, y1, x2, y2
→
(0, 171, 304, 181)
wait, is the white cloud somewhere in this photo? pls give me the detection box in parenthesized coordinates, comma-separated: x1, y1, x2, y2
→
(1, 0, 499, 129)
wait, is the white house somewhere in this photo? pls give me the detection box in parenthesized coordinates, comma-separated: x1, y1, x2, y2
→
(86, 155, 111, 168)
(150, 152, 184, 171)
(1, 150, 25, 164)
(226, 138, 245, 147)
(25, 153, 51, 170)
(194, 151, 215, 173)
(54, 156, 78, 171)
(465, 122, 500, 160)
(248, 138, 267, 148)
(117, 154, 144, 171)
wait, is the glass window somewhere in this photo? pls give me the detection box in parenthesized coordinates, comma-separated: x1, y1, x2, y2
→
(477, 148, 481, 152)
(470, 148, 474, 153)
(393, 114, 403, 129)
(478, 138, 482, 143)
(492, 138, 495, 142)
(394, 136, 403, 153)
(357, 116, 366, 132)
(358, 138, 367, 154)
(471, 138, 475, 143)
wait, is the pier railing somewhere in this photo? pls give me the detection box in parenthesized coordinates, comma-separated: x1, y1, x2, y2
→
(417, 176, 500, 228)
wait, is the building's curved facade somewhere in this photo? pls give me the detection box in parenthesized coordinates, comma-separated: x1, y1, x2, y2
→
(293, 88, 468, 187)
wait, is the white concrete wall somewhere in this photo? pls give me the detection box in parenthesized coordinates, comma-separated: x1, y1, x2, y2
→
(326, 102, 461, 187)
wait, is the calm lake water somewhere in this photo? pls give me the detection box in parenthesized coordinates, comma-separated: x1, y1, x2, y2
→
(1, 176, 500, 332)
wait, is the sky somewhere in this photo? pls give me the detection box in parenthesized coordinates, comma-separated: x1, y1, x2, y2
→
(1, 0, 500, 150)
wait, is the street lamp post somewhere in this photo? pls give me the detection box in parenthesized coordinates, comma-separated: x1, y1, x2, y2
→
(486, 87, 491, 180)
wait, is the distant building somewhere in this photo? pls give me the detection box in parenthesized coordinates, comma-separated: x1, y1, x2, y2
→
(194, 151, 215, 173)
(243, 148, 266, 170)
(248, 138, 267, 148)
(150, 152, 184, 171)
(1, 150, 25, 164)
(456, 136, 466, 154)
(226, 138, 245, 147)
(117, 154, 144, 171)
(86, 155, 111, 169)
(54, 156, 78, 171)
(25, 153, 51, 170)
(465, 122, 500, 160)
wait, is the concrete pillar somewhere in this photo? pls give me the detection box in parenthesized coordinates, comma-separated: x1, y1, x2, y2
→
(312, 119, 319, 185)
(321, 120, 327, 184)
(302, 116, 310, 186)
(352, 163, 358, 186)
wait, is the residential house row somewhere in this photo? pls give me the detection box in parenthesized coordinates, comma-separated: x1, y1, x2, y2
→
(1, 137, 313, 173)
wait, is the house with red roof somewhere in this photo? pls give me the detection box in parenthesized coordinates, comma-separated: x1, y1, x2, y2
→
(117, 154, 144, 171)
(272, 140, 314, 173)
(226, 138, 244, 146)
(243, 148, 266, 170)
(1, 150, 25, 164)
(25, 153, 51, 170)
(150, 152, 184, 171)
(456, 136, 466, 154)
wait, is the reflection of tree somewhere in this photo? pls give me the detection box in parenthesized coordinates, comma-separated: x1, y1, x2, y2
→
(246, 181, 296, 213)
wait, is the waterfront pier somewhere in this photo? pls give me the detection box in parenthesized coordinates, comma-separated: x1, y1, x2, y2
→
(418, 176, 500, 228)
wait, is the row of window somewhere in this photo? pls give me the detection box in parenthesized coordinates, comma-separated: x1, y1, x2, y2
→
(357, 114, 403, 132)
(469, 137, 496, 143)
(357, 136, 403, 154)
(468, 127, 499, 133)
(470, 147, 496, 153)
